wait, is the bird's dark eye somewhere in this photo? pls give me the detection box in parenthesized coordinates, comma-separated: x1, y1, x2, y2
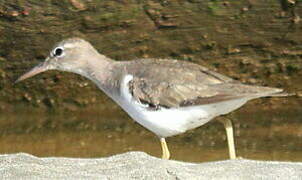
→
(53, 47, 64, 57)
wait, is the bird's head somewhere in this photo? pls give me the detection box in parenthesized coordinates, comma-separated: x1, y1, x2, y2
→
(16, 38, 99, 83)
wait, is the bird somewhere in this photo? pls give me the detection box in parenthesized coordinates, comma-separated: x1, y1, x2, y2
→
(16, 38, 288, 160)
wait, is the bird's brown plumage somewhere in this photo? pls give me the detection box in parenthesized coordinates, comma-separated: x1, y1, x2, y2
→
(116, 58, 283, 109)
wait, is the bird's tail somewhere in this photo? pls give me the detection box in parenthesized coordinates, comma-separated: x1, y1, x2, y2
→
(238, 85, 294, 98)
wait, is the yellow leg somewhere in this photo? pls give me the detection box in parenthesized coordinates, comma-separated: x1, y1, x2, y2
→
(160, 138, 170, 159)
(219, 118, 236, 159)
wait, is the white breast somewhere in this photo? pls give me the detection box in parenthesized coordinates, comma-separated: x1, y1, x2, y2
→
(116, 75, 248, 138)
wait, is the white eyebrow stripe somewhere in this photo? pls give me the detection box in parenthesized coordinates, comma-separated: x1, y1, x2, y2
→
(63, 43, 76, 48)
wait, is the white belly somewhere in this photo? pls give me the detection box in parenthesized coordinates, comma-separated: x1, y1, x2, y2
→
(117, 75, 248, 138)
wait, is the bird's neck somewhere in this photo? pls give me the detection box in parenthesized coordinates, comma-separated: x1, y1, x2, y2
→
(75, 54, 119, 98)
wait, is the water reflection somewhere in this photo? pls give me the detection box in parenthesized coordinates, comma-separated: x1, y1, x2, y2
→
(0, 99, 301, 162)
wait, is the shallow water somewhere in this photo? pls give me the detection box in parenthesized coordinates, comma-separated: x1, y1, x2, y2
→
(1, 130, 301, 162)
(1, 98, 301, 162)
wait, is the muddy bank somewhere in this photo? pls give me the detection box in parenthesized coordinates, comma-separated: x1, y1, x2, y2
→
(0, 0, 301, 111)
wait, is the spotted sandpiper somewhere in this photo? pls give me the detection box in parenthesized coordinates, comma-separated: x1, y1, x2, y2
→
(16, 38, 288, 160)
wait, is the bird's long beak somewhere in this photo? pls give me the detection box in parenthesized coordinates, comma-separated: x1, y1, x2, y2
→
(15, 61, 50, 83)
